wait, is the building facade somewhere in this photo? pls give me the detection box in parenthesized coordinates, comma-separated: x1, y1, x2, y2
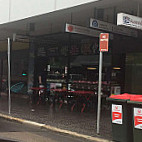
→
(0, 0, 141, 94)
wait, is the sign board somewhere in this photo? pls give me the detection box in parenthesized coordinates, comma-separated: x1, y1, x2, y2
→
(65, 23, 113, 39)
(47, 65, 50, 71)
(112, 104, 123, 124)
(134, 108, 142, 129)
(65, 66, 67, 74)
(90, 18, 138, 37)
(99, 33, 109, 52)
(66, 23, 100, 37)
(117, 13, 142, 30)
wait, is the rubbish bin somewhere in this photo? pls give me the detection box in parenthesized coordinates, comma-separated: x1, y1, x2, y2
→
(107, 93, 133, 142)
(128, 96, 142, 142)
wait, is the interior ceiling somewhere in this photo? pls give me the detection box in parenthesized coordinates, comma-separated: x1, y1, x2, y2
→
(0, 0, 140, 40)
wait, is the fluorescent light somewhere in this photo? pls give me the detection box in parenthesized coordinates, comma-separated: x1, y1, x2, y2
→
(113, 67, 121, 70)
(87, 67, 97, 70)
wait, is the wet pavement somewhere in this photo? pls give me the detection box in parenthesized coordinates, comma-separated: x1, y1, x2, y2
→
(0, 118, 94, 142)
(0, 93, 112, 141)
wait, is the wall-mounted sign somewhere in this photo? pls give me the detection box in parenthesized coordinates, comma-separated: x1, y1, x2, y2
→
(117, 13, 142, 30)
(112, 104, 123, 124)
(65, 23, 101, 37)
(100, 33, 109, 52)
(90, 18, 138, 37)
(134, 108, 142, 129)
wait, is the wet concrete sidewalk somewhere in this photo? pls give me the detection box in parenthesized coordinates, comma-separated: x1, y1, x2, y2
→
(0, 93, 112, 141)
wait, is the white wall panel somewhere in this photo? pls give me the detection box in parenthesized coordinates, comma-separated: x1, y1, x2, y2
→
(0, 0, 10, 24)
(56, 0, 98, 10)
(0, 0, 99, 24)
(10, 0, 99, 22)
(10, 0, 55, 22)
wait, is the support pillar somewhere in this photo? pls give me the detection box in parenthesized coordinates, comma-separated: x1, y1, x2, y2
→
(27, 39, 35, 94)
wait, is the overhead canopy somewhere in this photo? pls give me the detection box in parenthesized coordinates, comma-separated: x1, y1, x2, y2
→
(0, 0, 140, 41)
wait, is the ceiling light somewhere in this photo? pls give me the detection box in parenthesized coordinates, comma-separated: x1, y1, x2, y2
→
(87, 67, 97, 70)
(113, 67, 121, 70)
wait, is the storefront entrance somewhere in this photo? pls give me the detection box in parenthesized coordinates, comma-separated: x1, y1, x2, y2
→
(32, 32, 114, 112)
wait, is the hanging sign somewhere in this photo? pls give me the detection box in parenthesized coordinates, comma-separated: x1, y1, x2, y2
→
(90, 18, 138, 37)
(117, 13, 142, 30)
(134, 108, 142, 129)
(99, 33, 109, 52)
(65, 23, 113, 39)
(112, 104, 123, 124)
(65, 23, 100, 37)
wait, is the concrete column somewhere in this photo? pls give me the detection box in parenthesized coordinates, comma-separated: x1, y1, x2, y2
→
(27, 39, 35, 94)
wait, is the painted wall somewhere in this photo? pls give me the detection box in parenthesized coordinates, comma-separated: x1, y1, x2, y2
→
(0, 0, 98, 24)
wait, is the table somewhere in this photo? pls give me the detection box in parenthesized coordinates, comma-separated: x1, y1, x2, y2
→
(31, 87, 47, 105)
(50, 89, 95, 112)
(50, 89, 67, 109)
(68, 90, 95, 112)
